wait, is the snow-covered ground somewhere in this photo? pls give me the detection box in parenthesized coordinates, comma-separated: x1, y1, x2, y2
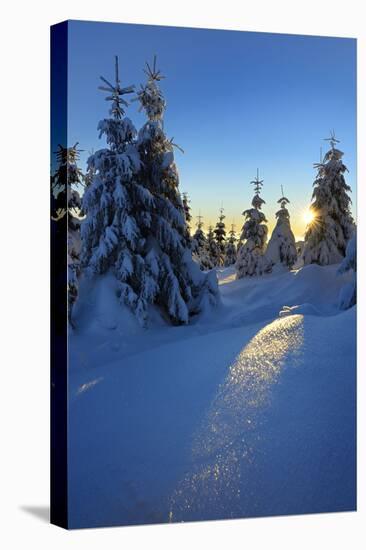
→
(68, 264, 356, 528)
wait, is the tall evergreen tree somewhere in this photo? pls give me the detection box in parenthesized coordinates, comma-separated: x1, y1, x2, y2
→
(207, 224, 220, 267)
(303, 132, 354, 265)
(266, 187, 297, 269)
(192, 214, 213, 270)
(135, 56, 218, 324)
(81, 56, 153, 325)
(52, 143, 84, 322)
(225, 223, 237, 266)
(51, 143, 83, 221)
(236, 170, 271, 278)
(214, 206, 227, 266)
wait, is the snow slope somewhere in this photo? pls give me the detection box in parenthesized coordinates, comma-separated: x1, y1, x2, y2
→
(68, 264, 356, 528)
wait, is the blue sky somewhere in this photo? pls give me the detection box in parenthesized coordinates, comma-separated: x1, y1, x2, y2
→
(65, 20, 356, 240)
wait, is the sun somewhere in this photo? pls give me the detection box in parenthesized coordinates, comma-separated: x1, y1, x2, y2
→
(303, 209, 315, 225)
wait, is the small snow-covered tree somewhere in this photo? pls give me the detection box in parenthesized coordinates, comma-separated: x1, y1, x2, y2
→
(135, 56, 218, 324)
(338, 230, 356, 310)
(81, 57, 154, 325)
(303, 132, 354, 266)
(192, 214, 214, 270)
(52, 143, 84, 321)
(236, 170, 271, 278)
(266, 187, 297, 269)
(51, 143, 83, 221)
(214, 207, 227, 266)
(225, 224, 237, 266)
(207, 224, 220, 267)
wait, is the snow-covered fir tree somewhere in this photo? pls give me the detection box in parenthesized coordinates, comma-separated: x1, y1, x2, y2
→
(266, 187, 297, 269)
(134, 56, 218, 324)
(192, 214, 214, 270)
(225, 224, 237, 266)
(207, 224, 220, 267)
(81, 57, 152, 325)
(236, 170, 271, 278)
(52, 143, 84, 322)
(182, 191, 192, 246)
(214, 206, 227, 266)
(51, 143, 83, 221)
(303, 131, 354, 266)
(338, 229, 356, 310)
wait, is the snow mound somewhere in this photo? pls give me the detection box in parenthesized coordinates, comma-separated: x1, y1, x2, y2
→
(68, 302, 356, 527)
(219, 263, 354, 329)
(73, 273, 141, 336)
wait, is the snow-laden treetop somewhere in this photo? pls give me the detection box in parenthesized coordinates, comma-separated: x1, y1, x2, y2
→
(323, 128, 340, 151)
(55, 142, 83, 167)
(319, 130, 345, 165)
(241, 169, 268, 228)
(98, 55, 135, 120)
(251, 168, 264, 195)
(135, 55, 166, 121)
(274, 185, 291, 220)
(217, 206, 225, 223)
(249, 169, 266, 210)
(277, 185, 290, 210)
(196, 212, 204, 230)
(96, 56, 136, 152)
(52, 142, 84, 217)
(252, 194, 266, 210)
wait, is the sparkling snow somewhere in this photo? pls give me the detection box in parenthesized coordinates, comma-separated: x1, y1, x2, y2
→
(68, 263, 356, 528)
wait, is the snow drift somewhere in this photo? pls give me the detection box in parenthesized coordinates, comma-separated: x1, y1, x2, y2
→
(68, 263, 356, 528)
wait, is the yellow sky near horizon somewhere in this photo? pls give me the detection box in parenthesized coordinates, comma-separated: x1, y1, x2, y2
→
(189, 204, 317, 243)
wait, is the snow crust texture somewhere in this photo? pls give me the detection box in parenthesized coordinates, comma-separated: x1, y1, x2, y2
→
(68, 263, 356, 528)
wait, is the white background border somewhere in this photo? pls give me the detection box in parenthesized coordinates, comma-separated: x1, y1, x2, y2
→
(1, 1, 364, 548)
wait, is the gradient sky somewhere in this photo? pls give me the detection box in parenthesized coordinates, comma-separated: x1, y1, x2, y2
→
(65, 20, 357, 241)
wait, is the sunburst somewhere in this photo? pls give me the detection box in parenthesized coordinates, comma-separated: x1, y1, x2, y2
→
(303, 209, 315, 225)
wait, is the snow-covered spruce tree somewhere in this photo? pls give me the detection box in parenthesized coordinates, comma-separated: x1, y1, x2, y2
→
(135, 56, 218, 324)
(192, 214, 214, 270)
(236, 170, 271, 278)
(207, 224, 220, 267)
(51, 143, 83, 221)
(182, 191, 192, 246)
(225, 223, 237, 266)
(338, 230, 356, 310)
(81, 57, 156, 326)
(52, 143, 84, 321)
(214, 207, 227, 266)
(303, 132, 354, 265)
(266, 187, 297, 269)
